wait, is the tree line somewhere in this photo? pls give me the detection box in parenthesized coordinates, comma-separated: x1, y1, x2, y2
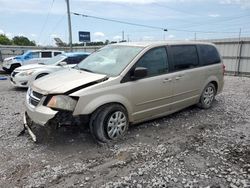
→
(0, 34, 36, 46)
(0, 34, 127, 46)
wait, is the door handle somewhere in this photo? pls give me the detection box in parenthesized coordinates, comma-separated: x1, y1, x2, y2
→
(163, 78, 172, 83)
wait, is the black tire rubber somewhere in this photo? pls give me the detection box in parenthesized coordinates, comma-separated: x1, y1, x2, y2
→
(89, 104, 129, 143)
(10, 64, 21, 73)
(35, 73, 48, 80)
(198, 83, 216, 109)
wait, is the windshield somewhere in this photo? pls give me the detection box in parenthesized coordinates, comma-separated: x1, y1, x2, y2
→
(21, 51, 31, 57)
(76, 45, 143, 76)
(41, 54, 66, 65)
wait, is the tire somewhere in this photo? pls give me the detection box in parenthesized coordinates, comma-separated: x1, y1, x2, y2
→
(35, 73, 48, 80)
(198, 83, 216, 109)
(90, 104, 129, 143)
(10, 64, 21, 73)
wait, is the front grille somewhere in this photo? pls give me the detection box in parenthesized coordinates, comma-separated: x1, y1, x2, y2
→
(30, 98, 39, 106)
(32, 91, 43, 100)
(11, 71, 19, 77)
(28, 89, 44, 107)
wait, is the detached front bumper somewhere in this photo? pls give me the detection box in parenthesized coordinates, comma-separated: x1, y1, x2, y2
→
(23, 112, 37, 142)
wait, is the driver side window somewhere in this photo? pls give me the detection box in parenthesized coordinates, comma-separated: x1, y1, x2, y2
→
(31, 52, 39, 58)
(136, 47, 169, 77)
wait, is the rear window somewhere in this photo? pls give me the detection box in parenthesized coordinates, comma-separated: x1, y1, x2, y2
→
(54, 52, 62, 56)
(199, 45, 221, 65)
(41, 52, 52, 58)
(171, 45, 199, 71)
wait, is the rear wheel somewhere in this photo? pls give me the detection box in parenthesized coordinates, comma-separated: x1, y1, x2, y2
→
(90, 104, 129, 143)
(198, 83, 216, 109)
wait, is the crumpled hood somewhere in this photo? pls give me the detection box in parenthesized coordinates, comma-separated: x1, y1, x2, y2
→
(32, 68, 107, 94)
(16, 64, 45, 71)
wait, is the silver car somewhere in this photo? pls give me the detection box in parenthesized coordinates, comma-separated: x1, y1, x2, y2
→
(10, 52, 90, 88)
(23, 41, 224, 143)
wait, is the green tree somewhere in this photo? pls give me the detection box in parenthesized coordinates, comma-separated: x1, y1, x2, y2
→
(105, 40, 110, 45)
(0, 34, 12, 45)
(12, 36, 36, 46)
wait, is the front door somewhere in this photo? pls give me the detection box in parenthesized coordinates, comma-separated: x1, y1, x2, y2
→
(129, 47, 174, 122)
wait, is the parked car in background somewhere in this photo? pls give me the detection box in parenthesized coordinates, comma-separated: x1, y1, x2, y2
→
(24, 41, 224, 143)
(10, 52, 90, 88)
(2, 50, 64, 73)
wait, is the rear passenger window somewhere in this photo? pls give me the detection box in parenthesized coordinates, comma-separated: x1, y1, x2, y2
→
(136, 47, 168, 77)
(171, 45, 199, 71)
(65, 57, 79, 64)
(41, 52, 52, 58)
(54, 52, 62, 56)
(199, 45, 221, 65)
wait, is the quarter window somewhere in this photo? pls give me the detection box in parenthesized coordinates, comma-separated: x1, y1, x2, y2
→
(54, 52, 62, 56)
(171, 45, 199, 71)
(136, 47, 168, 77)
(199, 45, 221, 65)
(41, 52, 52, 58)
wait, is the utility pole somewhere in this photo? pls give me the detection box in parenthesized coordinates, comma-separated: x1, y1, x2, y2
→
(235, 28, 242, 76)
(122, 30, 124, 41)
(66, 0, 72, 51)
(194, 32, 196, 41)
(127, 35, 130, 42)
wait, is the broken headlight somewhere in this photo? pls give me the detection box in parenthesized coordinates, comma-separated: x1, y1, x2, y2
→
(47, 95, 78, 111)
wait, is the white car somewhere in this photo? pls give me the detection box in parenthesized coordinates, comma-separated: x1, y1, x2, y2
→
(10, 52, 90, 88)
(2, 50, 64, 73)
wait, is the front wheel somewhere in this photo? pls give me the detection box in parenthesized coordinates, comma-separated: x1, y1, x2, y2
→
(10, 64, 21, 73)
(198, 83, 216, 109)
(90, 104, 129, 143)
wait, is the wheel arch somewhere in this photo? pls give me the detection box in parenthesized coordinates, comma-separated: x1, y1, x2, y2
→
(10, 63, 21, 72)
(201, 76, 219, 96)
(73, 94, 133, 122)
(35, 72, 50, 80)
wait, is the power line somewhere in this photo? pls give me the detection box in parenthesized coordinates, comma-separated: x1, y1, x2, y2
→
(72, 12, 168, 31)
(72, 12, 247, 34)
(38, 0, 55, 43)
(179, 14, 250, 30)
(43, 14, 66, 45)
(153, 2, 201, 17)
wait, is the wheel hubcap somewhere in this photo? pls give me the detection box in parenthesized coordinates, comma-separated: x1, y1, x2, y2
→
(107, 111, 127, 139)
(203, 86, 214, 105)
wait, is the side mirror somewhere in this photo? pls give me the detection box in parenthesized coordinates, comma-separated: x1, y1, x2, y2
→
(131, 67, 147, 80)
(58, 61, 67, 66)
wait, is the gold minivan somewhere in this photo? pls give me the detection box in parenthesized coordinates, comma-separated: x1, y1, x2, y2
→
(24, 41, 224, 142)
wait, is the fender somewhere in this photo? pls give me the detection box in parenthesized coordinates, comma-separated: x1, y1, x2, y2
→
(73, 94, 134, 122)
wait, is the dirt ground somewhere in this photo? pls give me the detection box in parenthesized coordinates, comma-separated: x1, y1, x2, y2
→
(0, 75, 249, 188)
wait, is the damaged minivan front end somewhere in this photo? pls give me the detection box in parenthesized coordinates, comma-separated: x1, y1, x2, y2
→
(23, 68, 109, 142)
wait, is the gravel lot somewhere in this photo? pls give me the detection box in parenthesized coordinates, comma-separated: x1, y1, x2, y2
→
(0, 75, 249, 188)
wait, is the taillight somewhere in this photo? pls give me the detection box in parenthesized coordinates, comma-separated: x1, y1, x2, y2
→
(222, 64, 225, 75)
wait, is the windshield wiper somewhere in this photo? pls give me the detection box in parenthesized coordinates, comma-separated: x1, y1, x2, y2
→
(38, 62, 45, 65)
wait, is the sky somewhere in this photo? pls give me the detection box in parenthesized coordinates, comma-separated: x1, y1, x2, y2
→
(0, 0, 250, 46)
